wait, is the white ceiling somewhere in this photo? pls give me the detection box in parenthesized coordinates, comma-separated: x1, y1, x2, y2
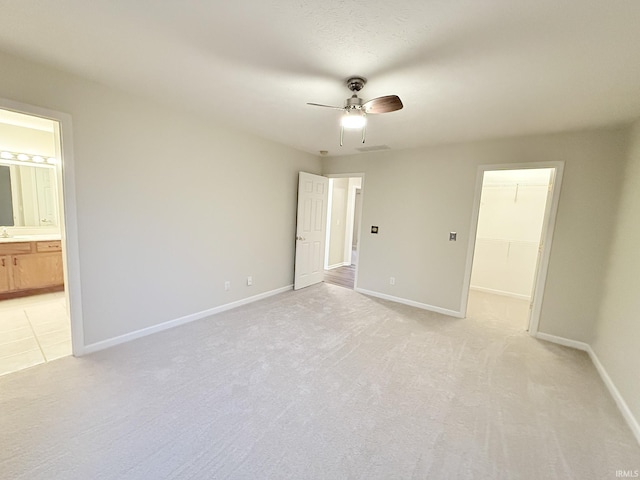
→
(1, 1, 639, 156)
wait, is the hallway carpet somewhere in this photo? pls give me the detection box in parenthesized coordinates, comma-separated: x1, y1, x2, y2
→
(1, 284, 638, 479)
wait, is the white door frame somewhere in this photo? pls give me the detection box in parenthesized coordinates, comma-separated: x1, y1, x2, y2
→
(461, 161, 564, 336)
(323, 179, 334, 270)
(0, 97, 85, 356)
(323, 173, 365, 290)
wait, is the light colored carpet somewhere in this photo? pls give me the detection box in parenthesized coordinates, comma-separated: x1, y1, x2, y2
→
(1, 284, 638, 479)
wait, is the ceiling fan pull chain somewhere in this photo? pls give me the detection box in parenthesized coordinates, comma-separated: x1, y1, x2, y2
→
(340, 125, 344, 147)
(362, 124, 366, 144)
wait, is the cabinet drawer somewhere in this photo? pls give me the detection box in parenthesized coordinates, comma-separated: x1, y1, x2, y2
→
(36, 241, 62, 252)
(0, 242, 33, 255)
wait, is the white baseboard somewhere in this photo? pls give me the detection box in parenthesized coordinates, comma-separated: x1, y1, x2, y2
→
(470, 285, 530, 301)
(81, 285, 293, 355)
(534, 332, 590, 351)
(326, 262, 351, 270)
(536, 332, 640, 446)
(78, 282, 640, 447)
(355, 288, 463, 318)
(587, 345, 640, 446)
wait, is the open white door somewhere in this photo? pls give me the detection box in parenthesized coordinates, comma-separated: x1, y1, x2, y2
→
(527, 167, 560, 333)
(294, 172, 329, 290)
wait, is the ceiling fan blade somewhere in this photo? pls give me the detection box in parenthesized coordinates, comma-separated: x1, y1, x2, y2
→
(362, 95, 403, 114)
(307, 102, 344, 110)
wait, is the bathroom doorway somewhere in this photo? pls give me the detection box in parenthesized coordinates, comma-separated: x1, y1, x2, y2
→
(0, 102, 82, 376)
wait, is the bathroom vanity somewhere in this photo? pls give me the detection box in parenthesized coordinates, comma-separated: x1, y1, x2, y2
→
(0, 236, 64, 299)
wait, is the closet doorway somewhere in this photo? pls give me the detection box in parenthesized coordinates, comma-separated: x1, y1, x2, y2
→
(465, 164, 563, 334)
(323, 175, 363, 289)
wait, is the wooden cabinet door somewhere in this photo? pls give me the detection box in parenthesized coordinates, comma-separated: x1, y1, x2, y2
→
(0, 255, 11, 293)
(12, 253, 64, 290)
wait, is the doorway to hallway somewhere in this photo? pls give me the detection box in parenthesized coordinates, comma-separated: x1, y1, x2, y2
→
(324, 176, 362, 290)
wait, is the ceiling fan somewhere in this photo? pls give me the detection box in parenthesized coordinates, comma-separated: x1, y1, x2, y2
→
(307, 77, 403, 146)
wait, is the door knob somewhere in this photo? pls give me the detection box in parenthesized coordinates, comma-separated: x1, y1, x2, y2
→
(296, 235, 306, 241)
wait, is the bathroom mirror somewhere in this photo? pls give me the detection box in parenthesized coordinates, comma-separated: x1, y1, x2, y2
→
(0, 162, 59, 228)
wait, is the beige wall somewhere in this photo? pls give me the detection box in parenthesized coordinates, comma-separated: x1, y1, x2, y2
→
(0, 50, 321, 346)
(592, 119, 640, 430)
(323, 128, 627, 341)
(344, 177, 362, 261)
(327, 178, 349, 268)
(0, 123, 55, 156)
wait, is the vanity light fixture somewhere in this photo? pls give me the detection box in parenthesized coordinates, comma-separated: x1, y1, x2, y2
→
(0, 150, 57, 166)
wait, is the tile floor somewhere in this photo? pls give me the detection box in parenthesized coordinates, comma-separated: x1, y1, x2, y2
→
(0, 292, 71, 377)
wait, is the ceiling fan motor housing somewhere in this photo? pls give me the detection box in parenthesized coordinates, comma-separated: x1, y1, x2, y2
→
(345, 77, 367, 109)
(345, 95, 364, 109)
(346, 77, 366, 92)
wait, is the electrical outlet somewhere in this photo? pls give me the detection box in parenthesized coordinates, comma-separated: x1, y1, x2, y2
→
(224, 281, 231, 291)
(390, 276, 395, 286)
(247, 276, 253, 286)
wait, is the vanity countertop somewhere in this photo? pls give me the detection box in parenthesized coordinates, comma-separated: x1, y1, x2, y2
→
(0, 234, 62, 244)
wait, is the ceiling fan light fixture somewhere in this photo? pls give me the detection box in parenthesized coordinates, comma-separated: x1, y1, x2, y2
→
(341, 110, 367, 129)
(308, 75, 401, 145)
